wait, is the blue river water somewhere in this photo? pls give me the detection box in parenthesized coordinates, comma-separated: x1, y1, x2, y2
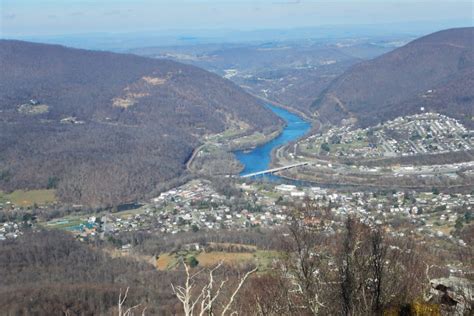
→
(235, 104, 311, 179)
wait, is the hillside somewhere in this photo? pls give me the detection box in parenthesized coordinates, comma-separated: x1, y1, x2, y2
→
(0, 40, 281, 206)
(130, 38, 397, 115)
(312, 27, 474, 127)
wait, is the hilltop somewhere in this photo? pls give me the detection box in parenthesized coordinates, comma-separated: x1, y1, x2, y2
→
(311, 27, 474, 127)
(130, 37, 397, 115)
(0, 40, 281, 206)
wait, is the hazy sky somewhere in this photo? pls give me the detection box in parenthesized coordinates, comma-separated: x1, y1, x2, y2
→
(1, 0, 473, 37)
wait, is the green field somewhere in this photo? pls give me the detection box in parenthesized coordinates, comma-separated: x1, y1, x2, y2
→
(329, 140, 369, 152)
(302, 139, 370, 155)
(0, 189, 56, 206)
(156, 248, 281, 271)
(207, 128, 244, 142)
(45, 217, 85, 230)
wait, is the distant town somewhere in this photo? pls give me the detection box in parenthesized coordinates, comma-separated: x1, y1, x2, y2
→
(273, 112, 474, 190)
(2, 179, 471, 263)
(299, 112, 471, 159)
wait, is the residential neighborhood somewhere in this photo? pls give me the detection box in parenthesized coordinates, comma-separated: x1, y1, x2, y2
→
(2, 179, 471, 259)
(299, 112, 473, 158)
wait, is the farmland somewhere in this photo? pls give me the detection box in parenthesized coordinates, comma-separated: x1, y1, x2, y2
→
(0, 189, 56, 207)
(155, 247, 280, 271)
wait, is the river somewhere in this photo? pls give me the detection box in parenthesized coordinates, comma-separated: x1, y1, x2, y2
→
(235, 104, 311, 179)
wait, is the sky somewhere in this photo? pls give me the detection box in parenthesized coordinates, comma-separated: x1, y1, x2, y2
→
(1, 0, 473, 37)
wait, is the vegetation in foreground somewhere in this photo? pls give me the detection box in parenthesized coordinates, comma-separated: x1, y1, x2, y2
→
(1, 203, 472, 315)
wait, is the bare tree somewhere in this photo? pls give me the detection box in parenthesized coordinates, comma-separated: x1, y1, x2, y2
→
(239, 274, 298, 315)
(275, 206, 430, 316)
(285, 219, 329, 314)
(338, 217, 395, 316)
(272, 205, 341, 315)
(369, 229, 383, 314)
(117, 287, 146, 316)
(171, 259, 257, 315)
(337, 216, 432, 316)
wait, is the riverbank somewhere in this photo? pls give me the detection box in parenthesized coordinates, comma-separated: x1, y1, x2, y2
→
(251, 94, 318, 124)
(186, 113, 285, 175)
(188, 103, 316, 179)
(235, 104, 311, 177)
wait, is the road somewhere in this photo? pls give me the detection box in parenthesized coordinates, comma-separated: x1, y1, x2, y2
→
(241, 162, 310, 178)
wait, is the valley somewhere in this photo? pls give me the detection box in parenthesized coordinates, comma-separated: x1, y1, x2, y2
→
(1, 22, 473, 315)
(131, 36, 406, 116)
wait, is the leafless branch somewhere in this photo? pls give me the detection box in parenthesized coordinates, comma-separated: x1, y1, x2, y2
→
(221, 267, 258, 315)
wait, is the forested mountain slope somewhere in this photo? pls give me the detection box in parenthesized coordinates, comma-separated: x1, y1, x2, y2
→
(0, 40, 280, 206)
(312, 27, 474, 127)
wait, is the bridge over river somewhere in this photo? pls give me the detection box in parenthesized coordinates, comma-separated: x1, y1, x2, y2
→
(241, 162, 310, 178)
(235, 104, 312, 180)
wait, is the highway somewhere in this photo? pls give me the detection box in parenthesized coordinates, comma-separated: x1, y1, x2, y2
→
(241, 162, 310, 178)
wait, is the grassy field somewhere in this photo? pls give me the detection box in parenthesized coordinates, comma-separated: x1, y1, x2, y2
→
(207, 128, 244, 143)
(42, 206, 149, 231)
(155, 248, 281, 271)
(44, 217, 85, 230)
(156, 253, 176, 270)
(301, 139, 370, 156)
(230, 131, 266, 147)
(0, 189, 56, 206)
(196, 252, 255, 266)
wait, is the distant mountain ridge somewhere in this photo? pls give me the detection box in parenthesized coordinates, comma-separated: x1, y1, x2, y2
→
(0, 40, 280, 206)
(311, 27, 474, 127)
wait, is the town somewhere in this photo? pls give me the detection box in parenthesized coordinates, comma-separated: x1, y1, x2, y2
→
(298, 112, 472, 159)
(2, 179, 471, 258)
(273, 112, 474, 189)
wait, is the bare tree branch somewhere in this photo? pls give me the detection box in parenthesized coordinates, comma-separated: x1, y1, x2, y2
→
(221, 267, 258, 315)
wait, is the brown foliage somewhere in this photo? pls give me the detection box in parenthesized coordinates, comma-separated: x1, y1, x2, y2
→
(0, 40, 281, 207)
